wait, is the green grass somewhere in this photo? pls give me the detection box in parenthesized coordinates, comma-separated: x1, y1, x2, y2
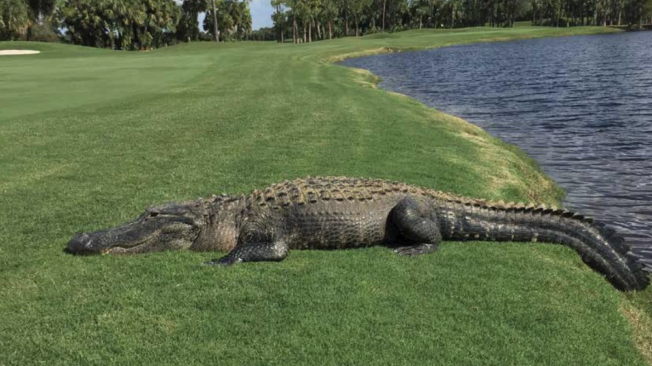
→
(1, 26, 651, 365)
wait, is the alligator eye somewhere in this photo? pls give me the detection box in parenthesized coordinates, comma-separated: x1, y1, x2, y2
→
(140, 211, 160, 222)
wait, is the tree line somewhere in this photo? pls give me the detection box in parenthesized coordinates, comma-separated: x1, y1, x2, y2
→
(270, 0, 652, 43)
(1, 0, 650, 47)
(0, 0, 254, 49)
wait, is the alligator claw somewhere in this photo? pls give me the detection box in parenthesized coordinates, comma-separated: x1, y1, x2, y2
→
(393, 243, 438, 257)
(203, 256, 242, 266)
(394, 247, 422, 256)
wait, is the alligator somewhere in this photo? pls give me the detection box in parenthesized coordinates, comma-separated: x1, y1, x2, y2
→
(67, 176, 651, 291)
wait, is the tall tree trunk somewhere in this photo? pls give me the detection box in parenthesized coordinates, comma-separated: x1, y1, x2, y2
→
(329, 20, 333, 39)
(303, 22, 307, 43)
(317, 21, 322, 40)
(355, 14, 359, 36)
(276, 4, 281, 43)
(212, 0, 219, 43)
(532, 4, 535, 25)
(433, 4, 438, 28)
(382, 0, 386, 30)
(557, 2, 561, 27)
(293, 18, 298, 43)
(451, 4, 455, 28)
(503, 0, 508, 26)
(345, 16, 349, 35)
(309, 20, 312, 42)
(593, 7, 597, 25)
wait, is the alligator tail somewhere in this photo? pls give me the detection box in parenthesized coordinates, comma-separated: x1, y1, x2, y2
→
(438, 201, 650, 291)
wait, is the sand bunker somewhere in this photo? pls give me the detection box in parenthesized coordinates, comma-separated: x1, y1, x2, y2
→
(0, 50, 40, 56)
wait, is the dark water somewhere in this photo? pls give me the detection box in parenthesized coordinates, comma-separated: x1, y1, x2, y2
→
(342, 32, 652, 247)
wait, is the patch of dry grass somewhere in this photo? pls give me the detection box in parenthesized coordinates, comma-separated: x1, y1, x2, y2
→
(621, 301, 652, 365)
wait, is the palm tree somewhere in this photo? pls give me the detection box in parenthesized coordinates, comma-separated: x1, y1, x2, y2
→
(203, 0, 225, 42)
(322, 0, 337, 38)
(0, 0, 31, 40)
(271, 0, 287, 42)
(238, 1, 253, 40)
(60, 0, 179, 50)
(25, 0, 57, 24)
(178, 0, 209, 42)
(203, 0, 252, 41)
(211, 0, 219, 42)
(412, 0, 430, 28)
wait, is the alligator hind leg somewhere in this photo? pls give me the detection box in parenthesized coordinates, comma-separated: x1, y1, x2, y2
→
(390, 196, 442, 256)
(204, 240, 289, 266)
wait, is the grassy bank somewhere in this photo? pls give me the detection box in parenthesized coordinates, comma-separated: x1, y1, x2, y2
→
(1, 26, 650, 365)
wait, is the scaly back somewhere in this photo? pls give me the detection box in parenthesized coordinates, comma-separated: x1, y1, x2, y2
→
(246, 176, 486, 210)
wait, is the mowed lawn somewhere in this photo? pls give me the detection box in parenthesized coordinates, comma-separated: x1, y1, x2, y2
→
(1, 26, 651, 365)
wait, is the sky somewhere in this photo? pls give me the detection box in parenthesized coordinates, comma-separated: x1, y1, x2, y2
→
(188, 0, 275, 31)
(249, 0, 275, 30)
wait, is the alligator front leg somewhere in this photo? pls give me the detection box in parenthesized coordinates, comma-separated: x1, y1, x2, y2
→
(391, 196, 442, 256)
(204, 240, 289, 266)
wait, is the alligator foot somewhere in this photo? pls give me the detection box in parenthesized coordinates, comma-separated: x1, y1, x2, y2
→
(205, 240, 290, 265)
(203, 256, 242, 266)
(393, 243, 439, 256)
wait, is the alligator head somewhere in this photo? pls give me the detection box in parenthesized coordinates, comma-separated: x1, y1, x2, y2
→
(66, 201, 209, 255)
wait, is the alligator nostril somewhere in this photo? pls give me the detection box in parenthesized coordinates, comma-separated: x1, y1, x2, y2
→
(67, 233, 94, 254)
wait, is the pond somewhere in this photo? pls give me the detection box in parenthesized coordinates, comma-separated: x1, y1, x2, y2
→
(342, 31, 652, 247)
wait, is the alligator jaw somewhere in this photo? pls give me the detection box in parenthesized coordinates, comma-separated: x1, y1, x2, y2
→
(66, 200, 208, 255)
(66, 225, 156, 255)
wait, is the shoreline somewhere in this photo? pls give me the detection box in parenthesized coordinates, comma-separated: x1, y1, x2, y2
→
(326, 26, 622, 63)
(328, 26, 623, 206)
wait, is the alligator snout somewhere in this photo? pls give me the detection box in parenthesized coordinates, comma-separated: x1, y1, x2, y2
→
(67, 232, 98, 254)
